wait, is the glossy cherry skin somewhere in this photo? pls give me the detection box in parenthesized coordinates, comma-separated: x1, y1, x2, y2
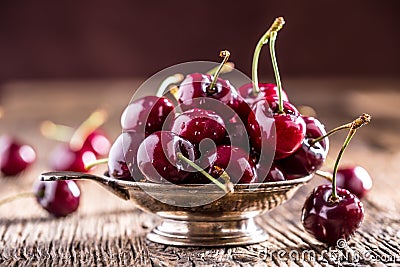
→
(82, 129, 111, 157)
(336, 166, 372, 199)
(0, 135, 36, 176)
(222, 121, 251, 150)
(247, 99, 276, 164)
(34, 180, 80, 217)
(276, 116, 329, 179)
(238, 83, 289, 106)
(177, 73, 237, 118)
(257, 163, 286, 182)
(121, 96, 175, 136)
(137, 131, 197, 184)
(201, 145, 257, 184)
(170, 108, 226, 146)
(49, 144, 96, 172)
(107, 134, 130, 180)
(269, 98, 306, 160)
(301, 184, 364, 245)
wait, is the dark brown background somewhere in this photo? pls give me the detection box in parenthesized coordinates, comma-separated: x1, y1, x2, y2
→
(0, 0, 399, 83)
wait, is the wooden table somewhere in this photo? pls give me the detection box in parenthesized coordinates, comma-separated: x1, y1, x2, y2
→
(1, 78, 400, 266)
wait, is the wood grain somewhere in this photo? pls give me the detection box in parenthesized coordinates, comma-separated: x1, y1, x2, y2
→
(1, 79, 400, 266)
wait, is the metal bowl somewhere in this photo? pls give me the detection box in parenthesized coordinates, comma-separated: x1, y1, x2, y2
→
(41, 171, 312, 246)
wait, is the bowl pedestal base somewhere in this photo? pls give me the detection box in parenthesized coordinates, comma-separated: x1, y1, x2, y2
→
(146, 217, 268, 247)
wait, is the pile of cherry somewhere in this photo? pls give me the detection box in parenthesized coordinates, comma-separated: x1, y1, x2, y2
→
(0, 17, 373, 246)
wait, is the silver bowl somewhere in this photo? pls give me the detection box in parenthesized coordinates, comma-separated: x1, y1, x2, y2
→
(41, 171, 312, 246)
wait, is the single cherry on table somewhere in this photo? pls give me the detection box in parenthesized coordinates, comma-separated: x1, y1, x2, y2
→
(301, 113, 371, 245)
(0, 135, 36, 177)
(34, 180, 81, 217)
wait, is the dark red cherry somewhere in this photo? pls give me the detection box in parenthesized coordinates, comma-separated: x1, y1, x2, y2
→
(107, 134, 130, 180)
(137, 131, 197, 184)
(336, 166, 372, 199)
(246, 99, 275, 164)
(170, 108, 226, 146)
(266, 98, 306, 160)
(301, 184, 364, 245)
(238, 83, 289, 106)
(82, 129, 111, 157)
(34, 180, 80, 217)
(257, 163, 286, 182)
(222, 121, 251, 150)
(276, 116, 329, 178)
(177, 73, 236, 117)
(201, 145, 257, 184)
(49, 144, 96, 172)
(0, 135, 36, 176)
(121, 96, 175, 136)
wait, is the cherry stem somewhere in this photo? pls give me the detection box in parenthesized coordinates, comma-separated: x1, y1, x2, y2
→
(269, 31, 284, 113)
(85, 158, 109, 171)
(40, 120, 75, 142)
(208, 50, 230, 94)
(156, 73, 184, 97)
(310, 113, 372, 146)
(206, 62, 235, 75)
(69, 109, 108, 151)
(251, 17, 285, 96)
(0, 192, 34, 206)
(176, 152, 232, 193)
(331, 113, 371, 200)
(315, 170, 333, 181)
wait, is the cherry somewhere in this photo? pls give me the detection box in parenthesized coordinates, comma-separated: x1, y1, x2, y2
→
(201, 145, 257, 184)
(269, 99, 306, 160)
(301, 113, 370, 245)
(238, 83, 289, 106)
(247, 17, 305, 161)
(246, 99, 276, 164)
(170, 108, 226, 147)
(301, 184, 364, 245)
(276, 116, 328, 178)
(222, 121, 251, 151)
(49, 144, 96, 172)
(257, 163, 286, 182)
(34, 180, 80, 217)
(336, 166, 372, 199)
(121, 96, 175, 136)
(107, 133, 132, 181)
(82, 129, 111, 157)
(177, 51, 238, 119)
(137, 131, 197, 184)
(0, 135, 36, 176)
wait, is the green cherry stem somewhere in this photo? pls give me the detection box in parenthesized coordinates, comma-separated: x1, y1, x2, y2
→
(310, 113, 372, 146)
(206, 62, 235, 76)
(0, 192, 34, 206)
(269, 31, 284, 114)
(251, 17, 285, 96)
(85, 158, 109, 171)
(315, 170, 333, 181)
(331, 113, 371, 200)
(208, 50, 230, 93)
(176, 152, 232, 193)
